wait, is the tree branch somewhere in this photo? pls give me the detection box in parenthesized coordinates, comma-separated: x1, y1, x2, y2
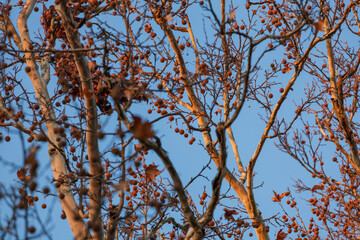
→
(55, 1, 104, 239)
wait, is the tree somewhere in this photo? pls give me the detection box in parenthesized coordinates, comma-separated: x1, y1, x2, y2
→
(0, 0, 360, 239)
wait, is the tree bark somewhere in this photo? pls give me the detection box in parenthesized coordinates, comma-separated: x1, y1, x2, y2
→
(17, 0, 91, 239)
(55, 2, 104, 239)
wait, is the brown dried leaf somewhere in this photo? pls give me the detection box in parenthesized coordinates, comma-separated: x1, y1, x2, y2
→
(271, 190, 283, 202)
(131, 116, 155, 140)
(145, 164, 162, 181)
(26, 146, 39, 178)
(276, 229, 288, 240)
(313, 19, 324, 32)
(227, 10, 236, 21)
(123, 85, 141, 99)
(110, 85, 127, 103)
(134, 144, 143, 152)
(110, 80, 151, 104)
(111, 180, 127, 191)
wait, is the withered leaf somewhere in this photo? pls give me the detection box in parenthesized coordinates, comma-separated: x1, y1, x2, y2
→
(110, 180, 127, 191)
(313, 19, 324, 32)
(109, 78, 151, 105)
(26, 146, 39, 178)
(145, 164, 162, 181)
(134, 144, 143, 152)
(271, 190, 285, 202)
(227, 10, 236, 20)
(131, 116, 155, 140)
(276, 229, 288, 240)
(110, 85, 127, 103)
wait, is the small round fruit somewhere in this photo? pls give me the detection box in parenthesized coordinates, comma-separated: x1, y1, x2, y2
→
(89, 0, 98, 6)
(28, 226, 36, 233)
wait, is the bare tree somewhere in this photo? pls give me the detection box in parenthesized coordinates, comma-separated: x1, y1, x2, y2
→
(1, 0, 360, 239)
